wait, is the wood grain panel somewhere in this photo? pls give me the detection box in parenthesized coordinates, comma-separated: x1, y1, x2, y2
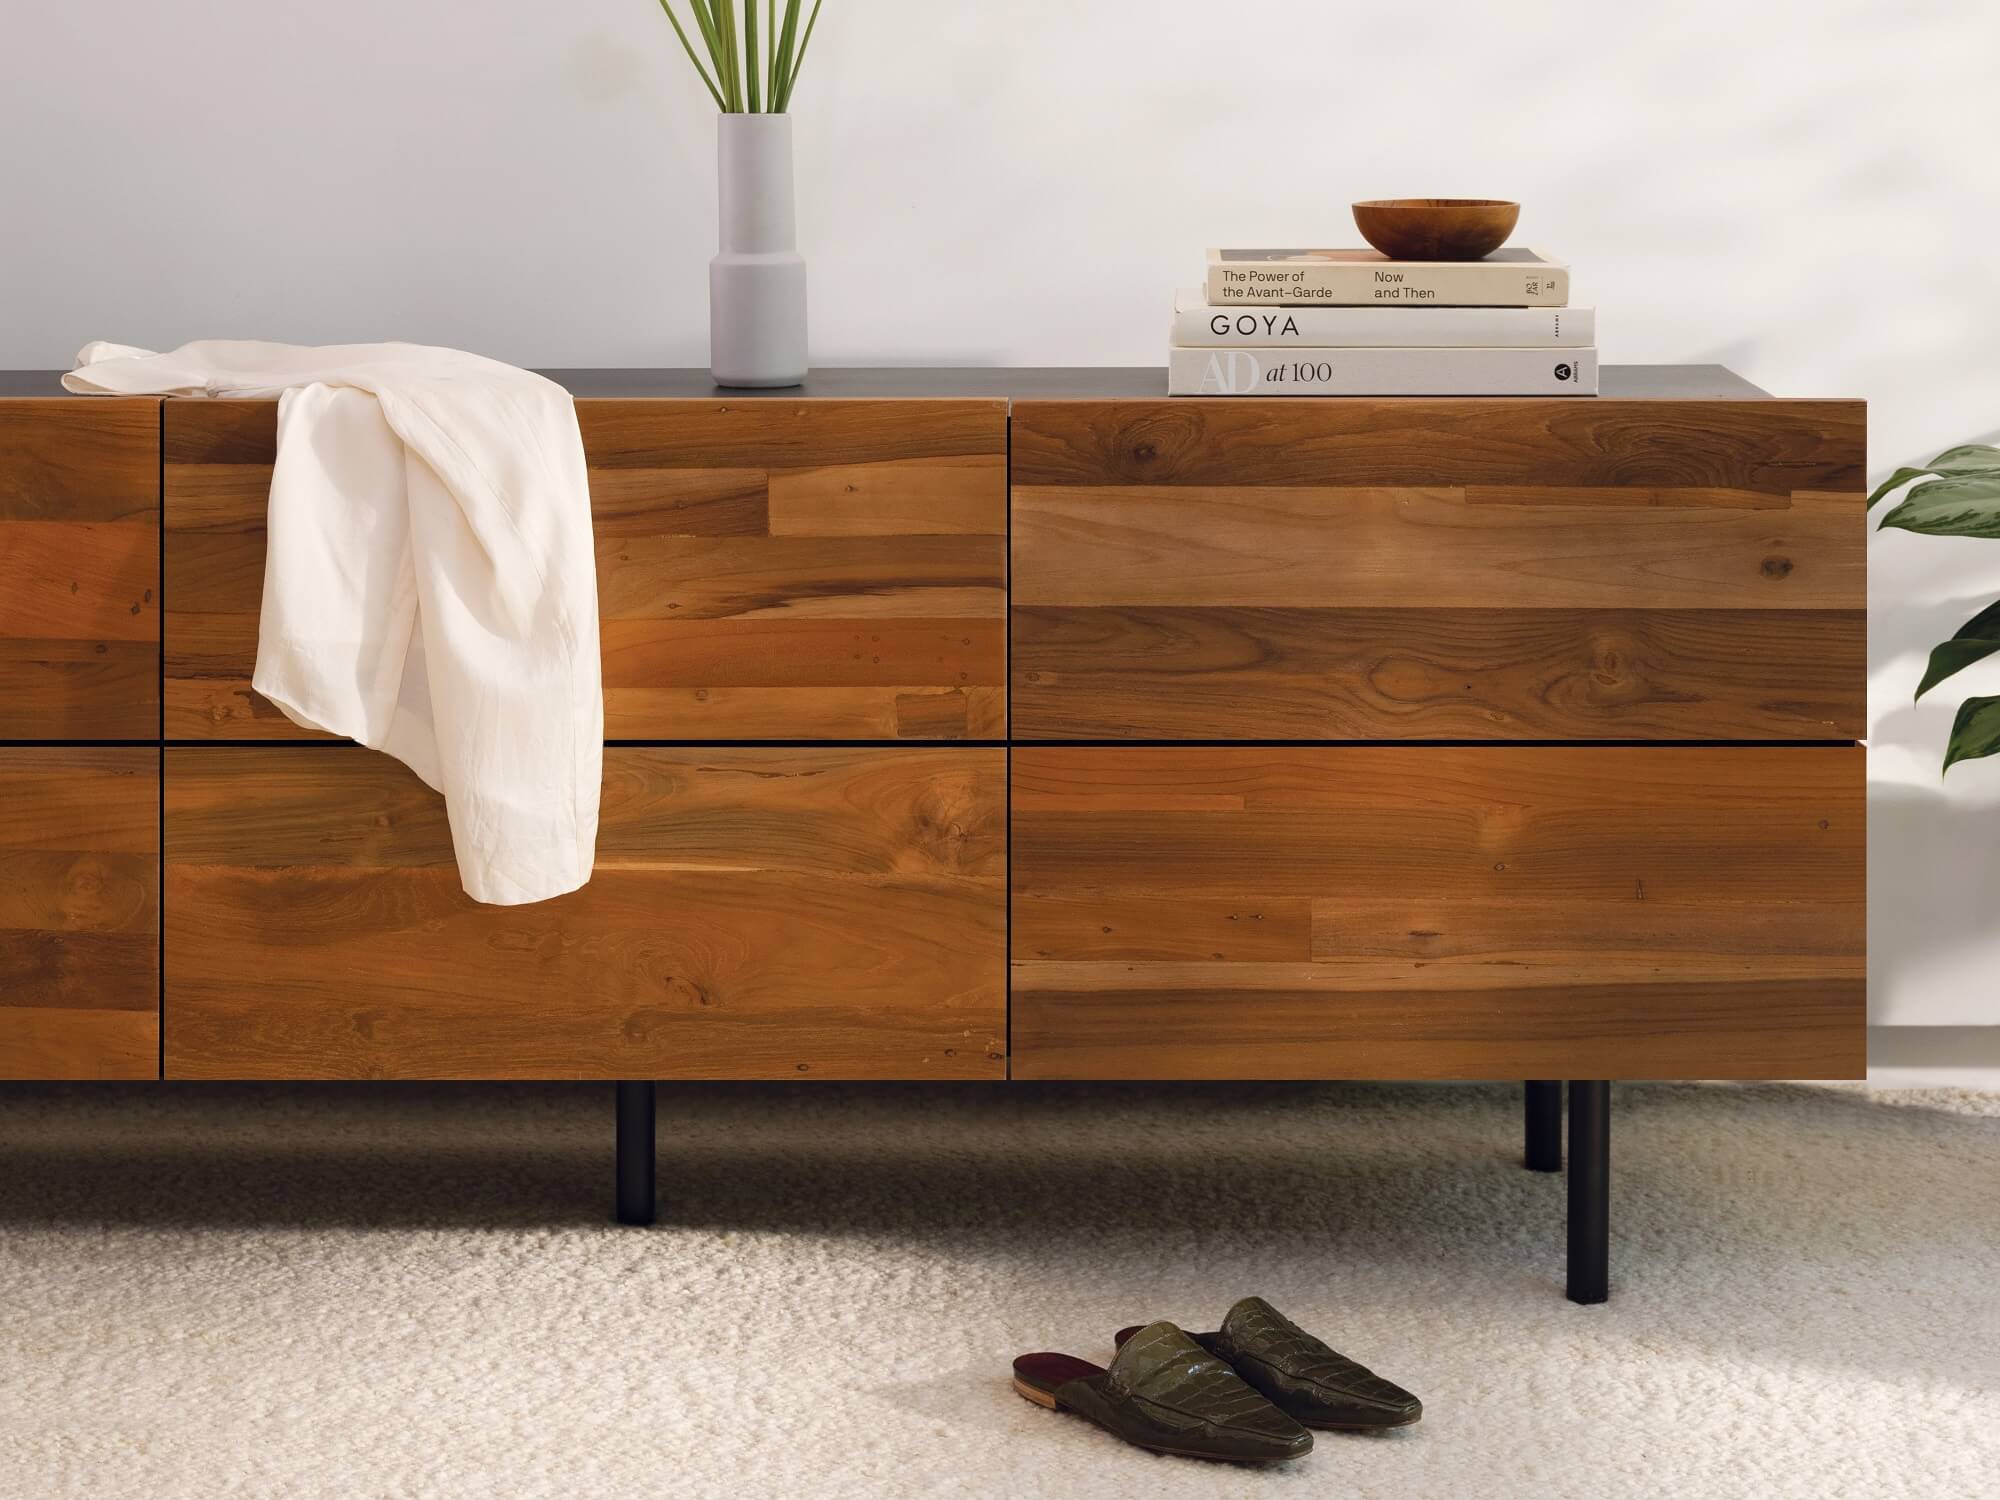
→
(1010, 398, 1865, 740)
(164, 399, 1007, 740)
(1010, 398, 1867, 492)
(0, 749, 159, 1080)
(1012, 485, 1860, 610)
(1010, 745, 1864, 1081)
(0, 399, 160, 738)
(1013, 606, 1866, 739)
(767, 455, 1003, 535)
(164, 746, 1004, 1079)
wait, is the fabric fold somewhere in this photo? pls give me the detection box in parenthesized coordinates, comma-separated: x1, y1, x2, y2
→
(67, 340, 602, 906)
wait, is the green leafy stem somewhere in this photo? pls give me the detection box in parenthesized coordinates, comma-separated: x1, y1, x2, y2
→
(655, 0, 824, 113)
(1870, 443, 2000, 770)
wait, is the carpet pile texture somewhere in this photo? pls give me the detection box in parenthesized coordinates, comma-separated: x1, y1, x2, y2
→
(1, 1081, 1994, 1498)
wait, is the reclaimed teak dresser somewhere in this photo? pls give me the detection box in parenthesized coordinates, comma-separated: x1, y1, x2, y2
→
(0, 366, 1866, 1303)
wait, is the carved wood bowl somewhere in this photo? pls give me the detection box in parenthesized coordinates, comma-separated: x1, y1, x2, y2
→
(1351, 199, 1520, 261)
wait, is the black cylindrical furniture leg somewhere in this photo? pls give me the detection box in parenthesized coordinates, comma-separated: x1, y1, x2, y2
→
(615, 1080, 656, 1226)
(1524, 1080, 1562, 1172)
(1566, 1080, 1609, 1304)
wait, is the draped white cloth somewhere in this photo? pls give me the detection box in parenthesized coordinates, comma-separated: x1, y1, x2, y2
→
(67, 340, 601, 906)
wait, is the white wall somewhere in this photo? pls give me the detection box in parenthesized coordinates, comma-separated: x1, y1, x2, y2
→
(5, 0, 2000, 1024)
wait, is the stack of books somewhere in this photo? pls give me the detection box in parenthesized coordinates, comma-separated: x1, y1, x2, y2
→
(1168, 248, 1597, 396)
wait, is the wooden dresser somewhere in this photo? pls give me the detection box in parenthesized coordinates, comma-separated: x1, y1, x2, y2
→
(0, 366, 1866, 1300)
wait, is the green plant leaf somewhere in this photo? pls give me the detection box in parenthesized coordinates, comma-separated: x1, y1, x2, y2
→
(1867, 465, 1942, 509)
(688, 0, 728, 89)
(720, 0, 741, 111)
(688, 0, 720, 63)
(656, 1, 727, 110)
(691, 0, 734, 110)
(1877, 474, 2000, 538)
(1867, 445, 2000, 509)
(1944, 694, 2000, 772)
(780, 0, 822, 110)
(772, 0, 801, 112)
(653, 0, 821, 116)
(1920, 638, 2000, 700)
(1928, 444, 2000, 472)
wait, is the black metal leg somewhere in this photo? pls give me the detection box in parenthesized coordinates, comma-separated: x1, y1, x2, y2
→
(1524, 1080, 1562, 1172)
(1566, 1080, 1609, 1304)
(615, 1080, 656, 1226)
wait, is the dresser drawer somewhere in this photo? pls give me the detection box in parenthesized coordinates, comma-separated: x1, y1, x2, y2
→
(0, 749, 159, 1079)
(0, 399, 160, 738)
(163, 398, 1007, 741)
(1011, 398, 1866, 740)
(163, 745, 1004, 1079)
(1011, 745, 1864, 1080)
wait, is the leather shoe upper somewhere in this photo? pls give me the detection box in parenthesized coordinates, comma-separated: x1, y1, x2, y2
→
(1057, 1321, 1313, 1462)
(1201, 1297, 1422, 1428)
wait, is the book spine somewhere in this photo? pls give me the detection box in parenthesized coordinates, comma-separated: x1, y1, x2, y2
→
(1167, 347, 1600, 397)
(1171, 305, 1594, 347)
(1206, 262, 1569, 306)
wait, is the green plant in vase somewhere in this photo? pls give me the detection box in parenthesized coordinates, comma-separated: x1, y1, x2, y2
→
(1871, 442, 2000, 769)
(649, 0, 827, 386)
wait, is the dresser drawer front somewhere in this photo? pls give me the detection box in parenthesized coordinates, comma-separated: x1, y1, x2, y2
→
(1011, 398, 1866, 740)
(1011, 745, 1864, 1080)
(0, 749, 159, 1079)
(0, 400, 160, 738)
(164, 399, 1008, 740)
(164, 746, 1004, 1079)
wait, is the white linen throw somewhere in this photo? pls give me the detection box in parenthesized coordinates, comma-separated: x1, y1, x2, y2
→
(66, 340, 602, 906)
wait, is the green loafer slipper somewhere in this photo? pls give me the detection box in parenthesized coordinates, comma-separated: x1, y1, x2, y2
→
(1012, 1320, 1313, 1463)
(1115, 1297, 1422, 1431)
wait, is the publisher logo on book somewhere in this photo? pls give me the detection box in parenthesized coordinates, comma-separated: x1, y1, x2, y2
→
(1554, 361, 1576, 383)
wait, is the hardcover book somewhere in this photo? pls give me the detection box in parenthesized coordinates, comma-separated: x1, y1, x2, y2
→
(1205, 247, 1569, 306)
(1173, 289, 1593, 347)
(1167, 346, 1599, 397)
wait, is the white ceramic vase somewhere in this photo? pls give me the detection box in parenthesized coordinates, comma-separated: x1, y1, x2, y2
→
(710, 113, 807, 388)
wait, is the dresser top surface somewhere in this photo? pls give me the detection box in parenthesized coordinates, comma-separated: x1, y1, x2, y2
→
(0, 363, 1777, 401)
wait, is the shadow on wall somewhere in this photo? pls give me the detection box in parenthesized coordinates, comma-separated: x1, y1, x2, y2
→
(1868, 1025, 2000, 1078)
(1868, 784, 2000, 1025)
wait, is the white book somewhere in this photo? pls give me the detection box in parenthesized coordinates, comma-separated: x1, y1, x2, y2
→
(1167, 346, 1599, 397)
(1206, 247, 1569, 306)
(1173, 289, 1593, 348)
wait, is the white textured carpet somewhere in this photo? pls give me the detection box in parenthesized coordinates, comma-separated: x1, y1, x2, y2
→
(1, 1082, 1995, 1499)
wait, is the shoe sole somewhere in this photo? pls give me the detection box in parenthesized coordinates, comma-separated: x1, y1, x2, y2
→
(1310, 1411, 1423, 1431)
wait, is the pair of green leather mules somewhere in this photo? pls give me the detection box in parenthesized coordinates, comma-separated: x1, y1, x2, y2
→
(1012, 1297, 1421, 1464)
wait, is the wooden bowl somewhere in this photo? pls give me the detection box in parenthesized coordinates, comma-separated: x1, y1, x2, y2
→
(1351, 199, 1520, 261)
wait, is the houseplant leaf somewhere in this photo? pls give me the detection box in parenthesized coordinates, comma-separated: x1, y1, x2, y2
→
(1877, 474, 2000, 538)
(1916, 597, 2000, 698)
(1944, 694, 2000, 771)
(1867, 465, 1943, 509)
(1927, 444, 2000, 472)
(1866, 444, 2000, 508)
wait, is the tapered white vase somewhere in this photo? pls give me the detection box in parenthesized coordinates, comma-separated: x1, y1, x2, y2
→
(710, 114, 807, 388)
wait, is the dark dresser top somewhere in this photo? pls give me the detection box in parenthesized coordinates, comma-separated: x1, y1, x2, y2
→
(0, 364, 1775, 401)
